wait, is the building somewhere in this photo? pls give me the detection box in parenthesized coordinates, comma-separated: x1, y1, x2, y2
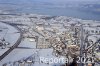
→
(36, 37, 51, 49)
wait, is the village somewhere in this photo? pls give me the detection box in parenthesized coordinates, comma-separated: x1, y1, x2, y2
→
(0, 13, 99, 66)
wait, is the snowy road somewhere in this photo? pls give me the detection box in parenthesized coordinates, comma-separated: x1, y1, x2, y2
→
(0, 22, 23, 61)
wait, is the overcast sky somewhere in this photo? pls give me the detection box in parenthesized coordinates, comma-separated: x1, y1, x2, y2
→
(33, 0, 98, 1)
(0, 0, 99, 4)
(34, 0, 100, 4)
(0, 0, 99, 2)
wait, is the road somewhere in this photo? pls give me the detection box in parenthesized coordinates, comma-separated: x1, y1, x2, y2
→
(0, 22, 23, 61)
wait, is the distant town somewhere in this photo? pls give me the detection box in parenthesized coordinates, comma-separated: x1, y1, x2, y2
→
(0, 11, 100, 66)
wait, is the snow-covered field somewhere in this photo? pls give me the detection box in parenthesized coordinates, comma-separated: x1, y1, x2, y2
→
(18, 38, 36, 49)
(0, 22, 20, 56)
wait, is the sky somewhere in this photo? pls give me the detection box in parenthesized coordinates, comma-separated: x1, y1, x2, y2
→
(0, 0, 99, 4)
(0, 0, 99, 2)
(31, 0, 100, 2)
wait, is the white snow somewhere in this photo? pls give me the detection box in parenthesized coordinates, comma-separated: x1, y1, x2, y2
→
(0, 48, 9, 56)
(18, 38, 36, 49)
(0, 22, 20, 56)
